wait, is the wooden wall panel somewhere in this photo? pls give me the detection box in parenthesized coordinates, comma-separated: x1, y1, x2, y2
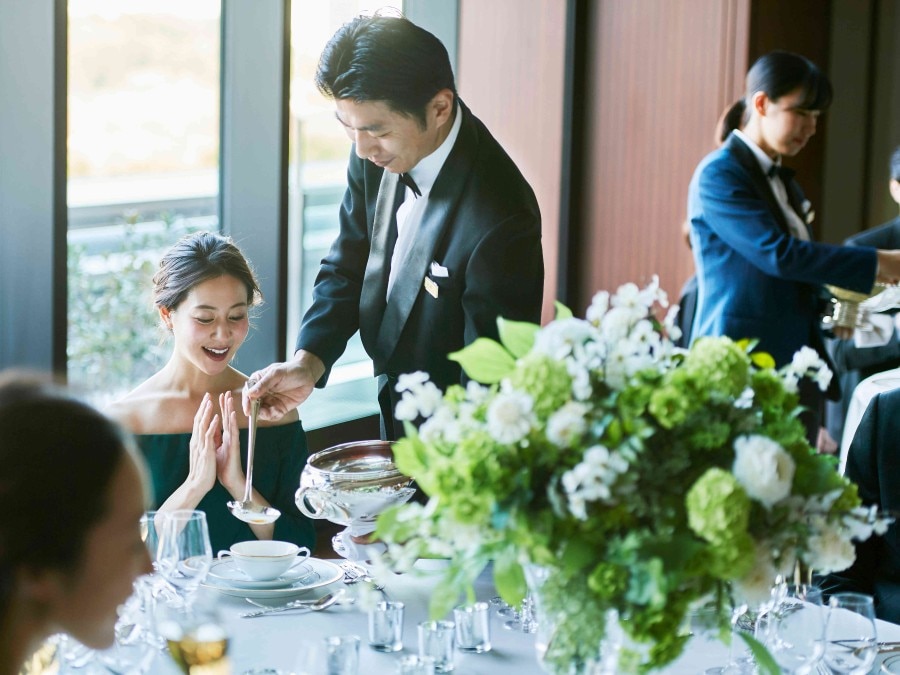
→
(457, 0, 567, 323)
(573, 0, 750, 313)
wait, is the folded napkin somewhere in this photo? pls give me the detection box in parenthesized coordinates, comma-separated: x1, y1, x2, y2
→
(334, 523, 387, 562)
(854, 313, 895, 348)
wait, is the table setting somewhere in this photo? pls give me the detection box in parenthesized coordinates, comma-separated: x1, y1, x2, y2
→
(33, 277, 900, 674)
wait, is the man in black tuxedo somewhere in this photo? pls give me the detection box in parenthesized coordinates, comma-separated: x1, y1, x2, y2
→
(244, 14, 543, 439)
(822, 387, 900, 623)
(826, 145, 900, 444)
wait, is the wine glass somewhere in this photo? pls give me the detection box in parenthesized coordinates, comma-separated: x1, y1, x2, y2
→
(823, 592, 877, 674)
(154, 510, 213, 608)
(765, 584, 825, 674)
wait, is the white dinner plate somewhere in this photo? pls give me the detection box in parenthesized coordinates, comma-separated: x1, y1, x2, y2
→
(206, 557, 314, 590)
(202, 557, 343, 599)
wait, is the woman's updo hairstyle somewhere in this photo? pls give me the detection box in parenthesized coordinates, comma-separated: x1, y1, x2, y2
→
(719, 50, 833, 138)
(152, 231, 262, 312)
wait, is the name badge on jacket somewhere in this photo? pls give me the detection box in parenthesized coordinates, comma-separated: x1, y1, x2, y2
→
(424, 277, 439, 298)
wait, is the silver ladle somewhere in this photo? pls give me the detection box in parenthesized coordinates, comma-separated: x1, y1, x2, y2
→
(227, 397, 281, 524)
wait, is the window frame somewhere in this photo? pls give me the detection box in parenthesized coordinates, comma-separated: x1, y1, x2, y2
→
(0, 0, 457, 432)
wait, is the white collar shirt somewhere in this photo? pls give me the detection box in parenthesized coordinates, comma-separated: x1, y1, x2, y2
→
(733, 129, 809, 241)
(387, 103, 464, 298)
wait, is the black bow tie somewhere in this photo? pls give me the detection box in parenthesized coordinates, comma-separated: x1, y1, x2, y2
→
(398, 172, 422, 198)
(767, 164, 795, 182)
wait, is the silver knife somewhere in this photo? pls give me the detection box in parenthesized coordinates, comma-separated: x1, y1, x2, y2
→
(240, 604, 316, 619)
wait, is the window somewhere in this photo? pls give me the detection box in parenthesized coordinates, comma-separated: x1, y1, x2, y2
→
(67, 0, 221, 405)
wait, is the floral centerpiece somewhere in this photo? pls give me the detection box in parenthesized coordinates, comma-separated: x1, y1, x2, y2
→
(375, 278, 889, 674)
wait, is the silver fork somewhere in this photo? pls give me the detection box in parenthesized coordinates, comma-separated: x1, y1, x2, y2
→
(339, 561, 387, 595)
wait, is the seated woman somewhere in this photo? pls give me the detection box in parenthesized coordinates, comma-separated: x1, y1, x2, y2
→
(0, 373, 152, 673)
(106, 231, 315, 552)
(821, 387, 900, 623)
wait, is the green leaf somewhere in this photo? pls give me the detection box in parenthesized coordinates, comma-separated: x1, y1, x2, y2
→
(739, 633, 779, 675)
(493, 549, 526, 606)
(497, 317, 539, 359)
(448, 338, 516, 383)
(554, 301, 573, 320)
(749, 351, 776, 370)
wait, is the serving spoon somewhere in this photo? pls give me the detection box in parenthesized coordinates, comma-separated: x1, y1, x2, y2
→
(227, 397, 281, 524)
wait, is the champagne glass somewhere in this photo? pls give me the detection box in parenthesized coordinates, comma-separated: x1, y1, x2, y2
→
(154, 510, 212, 608)
(823, 592, 877, 674)
(765, 584, 825, 674)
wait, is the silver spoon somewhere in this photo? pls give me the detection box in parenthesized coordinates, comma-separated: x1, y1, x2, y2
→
(240, 590, 344, 618)
(227, 397, 281, 524)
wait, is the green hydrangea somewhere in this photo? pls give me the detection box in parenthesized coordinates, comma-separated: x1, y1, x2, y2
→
(684, 337, 751, 398)
(587, 561, 628, 600)
(649, 383, 693, 428)
(508, 352, 573, 418)
(704, 531, 755, 580)
(686, 468, 750, 544)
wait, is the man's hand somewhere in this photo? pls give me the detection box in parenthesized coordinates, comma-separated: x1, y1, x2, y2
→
(876, 250, 900, 285)
(242, 350, 326, 422)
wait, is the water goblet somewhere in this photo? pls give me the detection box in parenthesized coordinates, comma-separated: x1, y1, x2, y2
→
(765, 584, 825, 674)
(155, 510, 213, 608)
(823, 592, 877, 674)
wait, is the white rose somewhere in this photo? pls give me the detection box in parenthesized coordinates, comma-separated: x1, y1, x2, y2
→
(733, 548, 778, 607)
(732, 435, 795, 509)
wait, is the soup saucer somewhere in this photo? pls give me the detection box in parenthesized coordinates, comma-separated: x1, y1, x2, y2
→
(207, 557, 313, 590)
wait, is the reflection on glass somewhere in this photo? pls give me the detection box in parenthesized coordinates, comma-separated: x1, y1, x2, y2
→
(67, 0, 221, 405)
(286, 2, 399, 367)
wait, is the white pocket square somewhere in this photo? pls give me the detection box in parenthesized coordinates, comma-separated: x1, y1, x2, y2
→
(429, 261, 449, 278)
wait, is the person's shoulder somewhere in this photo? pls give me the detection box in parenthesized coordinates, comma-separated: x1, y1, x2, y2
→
(105, 381, 181, 435)
(845, 217, 900, 247)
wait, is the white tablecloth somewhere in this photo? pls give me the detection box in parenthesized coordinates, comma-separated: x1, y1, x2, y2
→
(137, 559, 900, 675)
(840, 368, 900, 473)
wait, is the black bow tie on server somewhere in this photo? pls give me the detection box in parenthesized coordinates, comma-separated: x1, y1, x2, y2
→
(398, 172, 422, 198)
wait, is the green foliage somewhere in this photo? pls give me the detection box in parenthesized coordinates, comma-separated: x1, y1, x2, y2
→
(67, 215, 204, 403)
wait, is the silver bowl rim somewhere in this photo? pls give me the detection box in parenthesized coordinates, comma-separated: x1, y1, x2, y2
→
(304, 439, 404, 480)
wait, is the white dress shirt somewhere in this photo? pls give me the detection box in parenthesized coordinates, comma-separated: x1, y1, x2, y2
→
(387, 103, 464, 299)
(734, 129, 809, 241)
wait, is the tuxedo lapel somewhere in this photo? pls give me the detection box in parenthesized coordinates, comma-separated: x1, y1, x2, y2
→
(374, 104, 477, 359)
(726, 135, 793, 237)
(359, 171, 401, 346)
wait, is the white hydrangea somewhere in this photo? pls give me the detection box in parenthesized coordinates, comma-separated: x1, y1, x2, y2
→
(546, 401, 589, 447)
(486, 388, 534, 444)
(586, 290, 610, 325)
(394, 377, 445, 421)
(561, 444, 630, 519)
(533, 318, 598, 361)
(732, 435, 795, 509)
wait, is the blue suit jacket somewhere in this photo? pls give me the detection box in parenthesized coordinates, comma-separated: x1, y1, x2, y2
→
(688, 133, 877, 381)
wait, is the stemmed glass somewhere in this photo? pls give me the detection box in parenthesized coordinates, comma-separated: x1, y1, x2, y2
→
(154, 510, 213, 608)
(765, 584, 826, 674)
(823, 592, 878, 674)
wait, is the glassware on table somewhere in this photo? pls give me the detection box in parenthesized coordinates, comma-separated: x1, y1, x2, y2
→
(396, 655, 436, 675)
(154, 510, 213, 608)
(323, 634, 360, 675)
(418, 620, 455, 673)
(157, 601, 229, 674)
(823, 592, 877, 674)
(765, 584, 826, 674)
(453, 602, 492, 653)
(368, 600, 404, 652)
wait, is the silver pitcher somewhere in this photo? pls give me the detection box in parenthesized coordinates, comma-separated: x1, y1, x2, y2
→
(295, 440, 416, 558)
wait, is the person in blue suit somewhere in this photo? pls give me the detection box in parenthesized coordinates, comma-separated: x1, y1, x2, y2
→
(688, 51, 900, 444)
